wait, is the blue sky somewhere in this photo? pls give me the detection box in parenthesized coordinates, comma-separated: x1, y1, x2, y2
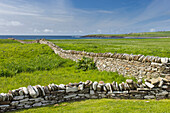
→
(0, 0, 170, 35)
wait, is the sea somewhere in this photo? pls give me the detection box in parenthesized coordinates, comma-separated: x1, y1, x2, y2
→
(0, 35, 124, 40)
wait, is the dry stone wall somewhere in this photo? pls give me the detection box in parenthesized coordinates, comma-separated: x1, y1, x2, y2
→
(0, 78, 170, 112)
(37, 39, 170, 79)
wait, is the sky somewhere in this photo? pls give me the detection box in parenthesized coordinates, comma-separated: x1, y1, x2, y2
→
(0, 0, 170, 35)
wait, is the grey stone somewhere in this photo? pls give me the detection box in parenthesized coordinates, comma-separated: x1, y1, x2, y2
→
(27, 85, 38, 98)
(58, 84, 66, 90)
(105, 83, 112, 92)
(92, 81, 98, 91)
(145, 82, 154, 89)
(126, 79, 133, 84)
(13, 96, 24, 100)
(33, 86, 39, 97)
(10, 101, 19, 106)
(36, 85, 45, 97)
(78, 84, 84, 91)
(66, 86, 78, 93)
(19, 87, 28, 95)
(144, 95, 155, 99)
(33, 102, 42, 107)
(64, 94, 77, 99)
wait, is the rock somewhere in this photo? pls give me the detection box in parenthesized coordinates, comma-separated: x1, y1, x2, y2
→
(0, 94, 3, 102)
(161, 58, 168, 63)
(36, 85, 45, 97)
(27, 85, 38, 98)
(33, 86, 39, 97)
(137, 79, 143, 85)
(144, 95, 155, 99)
(119, 84, 122, 91)
(78, 84, 84, 91)
(92, 82, 98, 91)
(43, 86, 50, 94)
(145, 82, 154, 89)
(19, 87, 28, 95)
(58, 84, 66, 90)
(64, 94, 77, 99)
(126, 79, 133, 84)
(66, 86, 78, 93)
(105, 83, 112, 92)
(13, 96, 24, 100)
(18, 90, 24, 96)
(0, 101, 10, 105)
(10, 101, 19, 106)
(149, 78, 159, 85)
(33, 102, 42, 107)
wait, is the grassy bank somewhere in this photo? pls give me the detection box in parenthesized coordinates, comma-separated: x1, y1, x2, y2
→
(84, 31, 170, 37)
(10, 99, 170, 113)
(51, 38, 170, 57)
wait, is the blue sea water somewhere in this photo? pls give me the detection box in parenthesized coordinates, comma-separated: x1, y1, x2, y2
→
(0, 35, 123, 40)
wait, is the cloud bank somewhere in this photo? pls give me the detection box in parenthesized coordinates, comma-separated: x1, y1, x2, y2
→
(0, 0, 170, 35)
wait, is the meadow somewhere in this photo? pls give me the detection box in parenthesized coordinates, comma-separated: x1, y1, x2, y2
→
(0, 38, 169, 113)
(84, 31, 170, 37)
(51, 38, 170, 57)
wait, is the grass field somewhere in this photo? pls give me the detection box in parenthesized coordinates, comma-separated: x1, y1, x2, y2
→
(51, 38, 170, 57)
(0, 39, 131, 93)
(10, 99, 170, 113)
(84, 31, 170, 37)
(0, 39, 169, 113)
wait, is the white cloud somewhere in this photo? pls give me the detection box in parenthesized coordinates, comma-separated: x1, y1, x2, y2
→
(0, 20, 22, 26)
(43, 29, 53, 33)
(33, 29, 40, 33)
(150, 28, 156, 32)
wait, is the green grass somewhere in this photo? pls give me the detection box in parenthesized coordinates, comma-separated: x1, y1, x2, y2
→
(0, 39, 132, 93)
(10, 99, 170, 113)
(0, 39, 169, 113)
(51, 38, 170, 57)
(84, 31, 170, 37)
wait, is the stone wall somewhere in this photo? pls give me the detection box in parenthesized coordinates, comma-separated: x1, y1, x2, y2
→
(0, 78, 170, 112)
(37, 39, 170, 79)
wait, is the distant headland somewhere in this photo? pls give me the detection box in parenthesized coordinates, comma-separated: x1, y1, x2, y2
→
(82, 31, 170, 38)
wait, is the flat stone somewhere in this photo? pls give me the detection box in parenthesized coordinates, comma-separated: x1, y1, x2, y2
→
(19, 87, 28, 95)
(36, 85, 45, 97)
(137, 88, 150, 91)
(13, 96, 24, 100)
(149, 78, 159, 85)
(33, 102, 42, 107)
(0, 101, 10, 105)
(137, 79, 143, 85)
(19, 98, 29, 103)
(58, 84, 66, 90)
(0, 105, 10, 108)
(126, 79, 133, 84)
(27, 85, 38, 98)
(145, 82, 154, 89)
(10, 101, 19, 106)
(33, 86, 39, 97)
(78, 84, 84, 91)
(144, 95, 155, 99)
(66, 86, 78, 93)
(105, 83, 112, 92)
(161, 58, 168, 63)
(64, 94, 77, 99)
(92, 81, 98, 91)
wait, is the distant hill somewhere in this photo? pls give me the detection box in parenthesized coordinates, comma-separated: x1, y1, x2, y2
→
(82, 31, 170, 38)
